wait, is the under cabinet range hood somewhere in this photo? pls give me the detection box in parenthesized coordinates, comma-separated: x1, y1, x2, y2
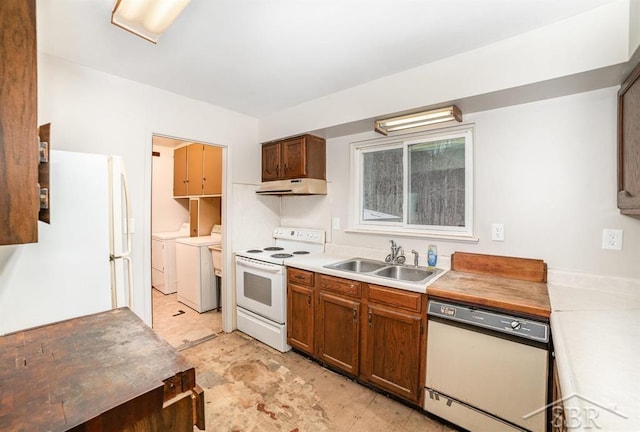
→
(256, 178, 327, 195)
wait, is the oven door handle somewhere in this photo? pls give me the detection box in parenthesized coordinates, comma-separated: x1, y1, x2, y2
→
(236, 257, 283, 273)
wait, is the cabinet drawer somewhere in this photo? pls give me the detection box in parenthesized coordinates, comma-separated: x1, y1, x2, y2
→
(288, 268, 314, 286)
(319, 274, 361, 298)
(367, 284, 423, 313)
(163, 369, 196, 401)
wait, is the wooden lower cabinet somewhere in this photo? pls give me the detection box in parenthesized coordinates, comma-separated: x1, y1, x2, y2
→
(361, 303, 423, 404)
(287, 268, 426, 407)
(287, 282, 315, 354)
(317, 291, 360, 376)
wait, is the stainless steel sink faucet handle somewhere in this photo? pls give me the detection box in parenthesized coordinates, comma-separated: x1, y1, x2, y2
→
(396, 247, 406, 264)
(411, 249, 419, 267)
(389, 240, 398, 262)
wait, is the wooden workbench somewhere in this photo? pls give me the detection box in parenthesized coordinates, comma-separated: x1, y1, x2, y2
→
(0, 308, 204, 432)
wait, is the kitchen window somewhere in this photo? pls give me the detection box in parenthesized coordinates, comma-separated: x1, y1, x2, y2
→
(350, 126, 474, 239)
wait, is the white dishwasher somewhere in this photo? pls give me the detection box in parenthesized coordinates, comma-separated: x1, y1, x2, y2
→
(175, 233, 221, 313)
(425, 299, 551, 432)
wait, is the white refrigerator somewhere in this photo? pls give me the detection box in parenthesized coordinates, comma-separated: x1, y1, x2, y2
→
(0, 150, 133, 335)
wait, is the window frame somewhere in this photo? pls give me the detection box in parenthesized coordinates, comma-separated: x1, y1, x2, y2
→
(349, 124, 475, 241)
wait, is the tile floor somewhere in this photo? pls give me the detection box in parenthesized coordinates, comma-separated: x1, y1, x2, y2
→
(151, 289, 456, 432)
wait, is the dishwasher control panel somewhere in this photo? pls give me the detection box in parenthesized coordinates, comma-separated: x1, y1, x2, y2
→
(428, 300, 549, 343)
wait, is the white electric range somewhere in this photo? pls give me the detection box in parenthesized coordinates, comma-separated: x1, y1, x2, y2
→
(235, 227, 325, 352)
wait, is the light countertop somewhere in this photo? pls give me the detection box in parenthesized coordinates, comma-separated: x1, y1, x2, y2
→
(285, 253, 447, 293)
(547, 277, 640, 432)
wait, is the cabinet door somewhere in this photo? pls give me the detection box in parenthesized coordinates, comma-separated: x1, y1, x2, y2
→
(618, 62, 640, 217)
(262, 142, 281, 181)
(317, 291, 360, 376)
(187, 144, 204, 196)
(362, 305, 423, 404)
(0, 0, 38, 245)
(202, 145, 222, 195)
(282, 137, 306, 179)
(287, 283, 314, 355)
(173, 146, 188, 196)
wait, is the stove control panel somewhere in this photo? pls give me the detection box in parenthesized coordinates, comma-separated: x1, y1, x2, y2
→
(273, 227, 325, 245)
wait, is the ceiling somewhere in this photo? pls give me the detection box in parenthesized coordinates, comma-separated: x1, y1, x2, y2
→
(37, 0, 617, 119)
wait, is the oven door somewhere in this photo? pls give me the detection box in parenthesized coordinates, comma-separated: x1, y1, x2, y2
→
(235, 255, 285, 323)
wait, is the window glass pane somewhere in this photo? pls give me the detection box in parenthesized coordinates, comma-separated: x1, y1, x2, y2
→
(362, 148, 403, 222)
(408, 137, 465, 227)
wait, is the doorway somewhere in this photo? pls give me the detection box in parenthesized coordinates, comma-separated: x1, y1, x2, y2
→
(150, 134, 226, 350)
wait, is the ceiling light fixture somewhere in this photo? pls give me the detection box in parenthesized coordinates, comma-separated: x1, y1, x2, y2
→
(111, 0, 191, 44)
(374, 106, 462, 135)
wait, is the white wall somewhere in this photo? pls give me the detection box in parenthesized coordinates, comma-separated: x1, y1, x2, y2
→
(0, 53, 259, 333)
(259, 0, 631, 141)
(287, 87, 640, 280)
(151, 143, 189, 233)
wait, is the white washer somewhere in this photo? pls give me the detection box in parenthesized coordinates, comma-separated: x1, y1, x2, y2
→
(151, 223, 190, 294)
(176, 233, 222, 313)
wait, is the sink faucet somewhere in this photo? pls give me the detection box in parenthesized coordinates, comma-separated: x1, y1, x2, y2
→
(385, 240, 406, 264)
(411, 249, 419, 267)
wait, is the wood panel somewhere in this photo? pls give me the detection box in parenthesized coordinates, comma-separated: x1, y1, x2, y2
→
(0, 0, 38, 245)
(38, 123, 51, 224)
(618, 60, 640, 217)
(173, 146, 188, 196)
(366, 283, 423, 313)
(451, 252, 547, 282)
(187, 144, 204, 196)
(288, 267, 314, 286)
(0, 308, 201, 431)
(318, 274, 361, 298)
(317, 292, 360, 376)
(287, 283, 314, 354)
(282, 137, 306, 178)
(202, 145, 222, 195)
(362, 305, 422, 404)
(261, 142, 281, 181)
(427, 271, 551, 319)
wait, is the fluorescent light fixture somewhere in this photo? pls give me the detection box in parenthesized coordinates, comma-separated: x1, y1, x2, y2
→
(111, 0, 190, 43)
(374, 106, 462, 135)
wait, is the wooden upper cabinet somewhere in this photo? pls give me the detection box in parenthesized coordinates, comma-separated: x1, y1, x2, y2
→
(174, 144, 222, 197)
(202, 145, 222, 195)
(261, 142, 281, 181)
(261, 134, 326, 181)
(187, 145, 204, 196)
(618, 60, 640, 218)
(173, 146, 188, 196)
(0, 0, 39, 245)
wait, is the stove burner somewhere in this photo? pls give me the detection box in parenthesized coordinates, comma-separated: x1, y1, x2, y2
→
(246, 249, 263, 253)
(264, 246, 284, 251)
(271, 253, 293, 259)
(292, 251, 310, 255)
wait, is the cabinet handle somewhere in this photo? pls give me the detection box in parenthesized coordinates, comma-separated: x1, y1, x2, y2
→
(353, 307, 358, 324)
(295, 274, 305, 280)
(368, 310, 373, 327)
(307, 293, 311, 307)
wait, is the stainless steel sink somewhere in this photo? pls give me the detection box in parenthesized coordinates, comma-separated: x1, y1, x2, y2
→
(324, 258, 442, 284)
(326, 258, 387, 273)
(373, 265, 434, 282)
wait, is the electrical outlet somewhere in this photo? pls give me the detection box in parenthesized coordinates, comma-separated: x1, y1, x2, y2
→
(602, 229, 623, 251)
(491, 223, 504, 241)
